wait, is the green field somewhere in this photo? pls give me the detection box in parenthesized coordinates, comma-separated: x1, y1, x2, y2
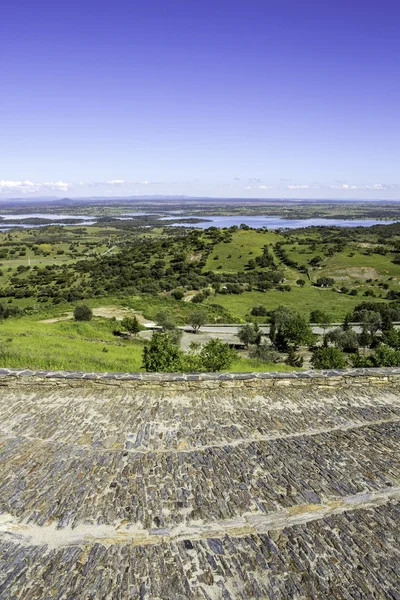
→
(205, 285, 380, 321)
(0, 315, 145, 372)
(204, 229, 282, 272)
(1, 218, 400, 372)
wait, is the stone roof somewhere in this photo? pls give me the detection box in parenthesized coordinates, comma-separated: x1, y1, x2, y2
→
(0, 369, 399, 598)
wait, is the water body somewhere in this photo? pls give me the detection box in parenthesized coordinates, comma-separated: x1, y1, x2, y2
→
(0, 212, 396, 230)
(161, 215, 397, 229)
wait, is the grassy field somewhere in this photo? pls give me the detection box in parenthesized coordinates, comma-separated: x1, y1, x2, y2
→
(204, 229, 282, 272)
(204, 285, 381, 321)
(0, 316, 144, 372)
(1, 220, 400, 372)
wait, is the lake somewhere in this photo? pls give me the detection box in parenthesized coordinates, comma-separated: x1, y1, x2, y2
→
(160, 215, 397, 229)
(0, 212, 396, 230)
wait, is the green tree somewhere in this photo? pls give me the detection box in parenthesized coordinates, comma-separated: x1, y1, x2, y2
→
(383, 328, 400, 350)
(121, 316, 142, 335)
(198, 338, 237, 372)
(155, 311, 182, 345)
(238, 323, 262, 348)
(310, 310, 332, 345)
(188, 311, 207, 333)
(73, 304, 92, 321)
(311, 347, 347, 369)
(359, 310, 382, 336)
(142, 332, 183, 372)
(326, 328, 359, 352)
(283, 314, 314, 349)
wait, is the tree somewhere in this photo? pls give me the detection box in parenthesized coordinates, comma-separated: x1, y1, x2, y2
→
(188, 311, 207, 333)
(270, 306, 313, 350)
(155, 311, 182, 345)
(359, 310, 382, 336)
(310, 310, 332, 345)
(269, 305, 294, 344)
(315, 277, 335, 288)
(283, 314, 314, 349)
(198, 339, 237, 372)
(352, 345, 400, 368)
(238, 323, 262, 348)
(342, 313, 351, 331)
(142, 332, 183, 372)
(296, 279, 306, 287)
(309, 256, 323, 267)
(121, 316, 142, 335)
(311, 347, 347, 369)
(326, 328, 359, 352)
(383, 328, 400, 350)
(73, 304, 92, 321)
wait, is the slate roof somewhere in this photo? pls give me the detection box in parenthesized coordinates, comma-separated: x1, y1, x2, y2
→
(0, 370, 399, 599)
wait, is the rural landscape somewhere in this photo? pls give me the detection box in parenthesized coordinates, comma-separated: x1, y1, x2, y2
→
(1, 199, 400, 373)
(2, 1, 400, 598)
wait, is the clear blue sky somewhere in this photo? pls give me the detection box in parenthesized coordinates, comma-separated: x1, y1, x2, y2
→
(1, 0, 399, 199)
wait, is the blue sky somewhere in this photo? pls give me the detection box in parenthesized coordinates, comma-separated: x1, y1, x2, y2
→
(1, 0, 399, 199)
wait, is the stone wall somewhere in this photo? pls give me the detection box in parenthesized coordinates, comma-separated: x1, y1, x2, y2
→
(1, 366, 400, 389)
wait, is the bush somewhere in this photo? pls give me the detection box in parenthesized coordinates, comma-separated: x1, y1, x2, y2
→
(285, 348, 303, 367)
(171, 289, 185, 300)
(251, 305, 268, 317)
(121, 316, 142, 335)
(249, 341, 281, 363)
(311, 347, 347, 369)
(197, 339, 237, 372)
(142, 332, 182, 372)
(238, 323, 262, 348)
(73, 304, 93, 321)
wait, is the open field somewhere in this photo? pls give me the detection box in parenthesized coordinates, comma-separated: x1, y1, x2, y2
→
(0, 215, 400, 372)
(0, 315, 144, 372)
(205, 286, 384, 321)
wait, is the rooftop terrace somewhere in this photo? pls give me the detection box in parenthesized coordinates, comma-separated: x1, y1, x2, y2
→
(0, 369, 399, 599)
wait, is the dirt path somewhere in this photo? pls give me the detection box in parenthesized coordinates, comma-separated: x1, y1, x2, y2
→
(39, 306, 155, 325)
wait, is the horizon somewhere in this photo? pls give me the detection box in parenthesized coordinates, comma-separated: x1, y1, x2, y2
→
(1, 195, 400, 205)
(1, 0, 399, 199)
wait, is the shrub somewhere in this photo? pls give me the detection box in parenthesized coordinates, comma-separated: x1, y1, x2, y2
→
(285, 348, 303, 367)
(249, 342, 281, 363)
(142, 332, 182, 372)
(121, 316, 142, 335)
(238, 323, 262, 348)
(311, 347, 347, 369)
(251, 305, 268, 317)
(73, 304, 93, 321)
(197, 339, 237, 372)
(171, 289, 185, 300)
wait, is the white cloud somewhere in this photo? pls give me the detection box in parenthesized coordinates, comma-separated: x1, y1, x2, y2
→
(106, 179, 126, 185)
(288, 184, 310, 190)
(244, 185, 273, 191)
(329, 183, 350, 190)
(0, 180, 71, 194)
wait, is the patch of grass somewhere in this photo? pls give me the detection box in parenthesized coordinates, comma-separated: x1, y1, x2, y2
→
(205, 286, 384, 321)
(124, 294, 234, 323)
(0, 317, 144, 372)
(204, 229, 282, 272)
(320, 250, 400, 279)
(229, 357, 297, 372)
